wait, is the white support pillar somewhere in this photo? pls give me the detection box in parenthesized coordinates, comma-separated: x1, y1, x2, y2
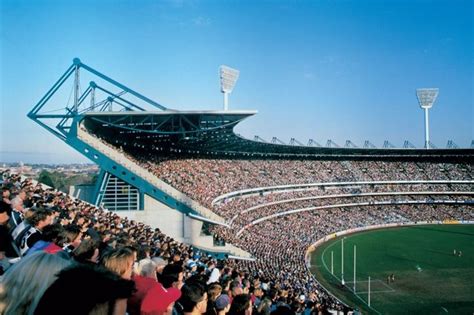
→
(341, 238, 345, 285)
(224, 92, 229, 111)
(424, 107, 430, 149)
(353, 245, 357, 292)
(368, 276, 371, 306)
(331, 251, 334, 275)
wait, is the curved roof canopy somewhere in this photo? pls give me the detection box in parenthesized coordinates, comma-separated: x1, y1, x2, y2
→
(82, 111, 474, 161)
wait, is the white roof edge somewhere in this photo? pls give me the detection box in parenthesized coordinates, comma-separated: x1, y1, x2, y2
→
(83, 110, 258, 116)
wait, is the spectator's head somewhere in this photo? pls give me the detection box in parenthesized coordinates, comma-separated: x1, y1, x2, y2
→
(0, 252, 71, 315)
(208, 282, 223, 302)
(11, 190, 26, 211)
(2, 187, 10, 199)
(160, 263, 184, 289)
(215, 294, 231, 314)
(63, 224, 82, 245)
(176, 280, 208, 314)
(228, 294, 252, 315)
(268, 288, 278, 301)
(172, 251, 181, 263)
(242, 279, 250, 294)
(41, 223, 67, 247)
(253, 287, 263, 299)
(101, 247, 135, 279)
(207, 260, 216, 269)
(220, 278, 232, 291)
(18, 190, 27, 200)
(0, 201, 11, 225)
(137, 258, 158, 279)
(34, 264, 135, 315)
(26, 208, 54, 230)
(152, 256, 167, 274)
(230, 280, 243, 297)
(72, 238, 100, 264)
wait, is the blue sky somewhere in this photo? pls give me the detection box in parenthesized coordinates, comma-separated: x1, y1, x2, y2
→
(1, 0, 473, 163)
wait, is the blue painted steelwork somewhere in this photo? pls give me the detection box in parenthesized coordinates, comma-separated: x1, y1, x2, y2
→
(27, 58, 202, 217)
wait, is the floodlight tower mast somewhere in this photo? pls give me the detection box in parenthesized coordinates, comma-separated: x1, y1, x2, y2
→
(220, 65, 240, 111)
(416, 88, 439, 149)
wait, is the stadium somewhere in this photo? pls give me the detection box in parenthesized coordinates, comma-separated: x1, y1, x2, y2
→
(1, 58, 473, 315)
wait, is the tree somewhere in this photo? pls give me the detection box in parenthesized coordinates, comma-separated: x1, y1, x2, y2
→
(38, 170, 55, 188)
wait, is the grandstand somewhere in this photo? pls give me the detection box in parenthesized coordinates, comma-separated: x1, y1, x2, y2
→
(25, 59, 474, 313)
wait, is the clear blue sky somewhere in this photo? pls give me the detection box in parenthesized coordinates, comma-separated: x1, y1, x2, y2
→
(1, 0, 473, 163)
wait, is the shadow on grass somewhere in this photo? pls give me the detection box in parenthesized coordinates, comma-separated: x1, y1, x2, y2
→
(384, 253, 439, 269)
(411, 225, 474, 237)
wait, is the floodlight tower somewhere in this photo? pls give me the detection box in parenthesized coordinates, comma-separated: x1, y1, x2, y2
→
(220, 65, 240, 111)
(416, 88, 439, 149)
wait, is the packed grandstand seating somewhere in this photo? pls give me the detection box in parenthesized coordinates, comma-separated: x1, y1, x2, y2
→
(1, 136, 473, 315)
(0, 171, 353, 314)
(63, 132, 472, 312)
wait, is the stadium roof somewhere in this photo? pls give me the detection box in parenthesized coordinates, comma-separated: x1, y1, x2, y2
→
(82, 111, 473, 161)
(27, 59, 474, 162)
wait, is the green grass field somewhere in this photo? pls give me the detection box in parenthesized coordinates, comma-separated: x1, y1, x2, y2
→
(310, 224, 474, 314)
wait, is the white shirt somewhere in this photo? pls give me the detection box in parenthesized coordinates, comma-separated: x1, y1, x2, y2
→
(207, 267, 220, 284)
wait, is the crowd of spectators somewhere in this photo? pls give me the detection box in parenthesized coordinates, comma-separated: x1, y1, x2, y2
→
(227, 193, 473, 228)
(145, 158, 470, 209)
(84, 131, 472, 213)
(75, 132, 473, 312)
(5, 130, 471, 314)
(1, 170, 350, 314)
(215, 183, 472, 217)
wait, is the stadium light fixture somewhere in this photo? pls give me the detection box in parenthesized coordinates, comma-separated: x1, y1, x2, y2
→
(220, 65, 240, 111)
(416, 88, 439, 149)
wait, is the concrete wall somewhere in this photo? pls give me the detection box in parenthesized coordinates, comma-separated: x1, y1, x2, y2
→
(115, 194, 252, 258)
(117, 194, 190, 242)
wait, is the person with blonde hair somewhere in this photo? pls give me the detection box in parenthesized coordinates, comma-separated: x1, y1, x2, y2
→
(101, 247, 135, 280)
(101, 247, 136, 314)
(0, 251, 71, 315)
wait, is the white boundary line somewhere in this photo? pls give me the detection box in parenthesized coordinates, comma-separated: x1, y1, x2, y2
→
(344, 279, 396, 294)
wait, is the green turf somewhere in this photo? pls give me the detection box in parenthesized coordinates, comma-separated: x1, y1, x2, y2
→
(310, 224, 474, 314)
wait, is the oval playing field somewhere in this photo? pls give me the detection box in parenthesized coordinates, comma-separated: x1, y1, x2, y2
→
(310, 224, 474, 314)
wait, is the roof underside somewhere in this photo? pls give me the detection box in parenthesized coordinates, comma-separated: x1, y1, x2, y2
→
(81, 111, 474, 161)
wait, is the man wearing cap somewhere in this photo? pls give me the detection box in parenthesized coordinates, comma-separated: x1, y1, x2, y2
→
(214, 294, 231, 315)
